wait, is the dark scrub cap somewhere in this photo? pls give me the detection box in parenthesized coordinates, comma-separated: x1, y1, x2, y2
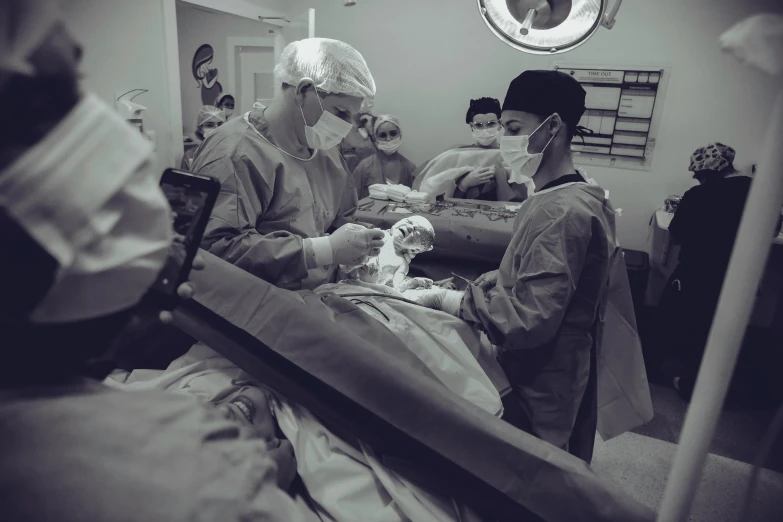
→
(688, 142, 736, 173)
(465, 97, 502, 124)
(502, 70, 587, 132)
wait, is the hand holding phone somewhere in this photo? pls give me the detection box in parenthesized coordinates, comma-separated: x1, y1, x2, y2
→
(146, 169, 220, 310)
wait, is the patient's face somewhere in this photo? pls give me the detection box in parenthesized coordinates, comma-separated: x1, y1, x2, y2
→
(214, 385, 276, 440)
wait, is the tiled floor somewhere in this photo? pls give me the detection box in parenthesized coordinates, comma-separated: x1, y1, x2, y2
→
(632, 384, 783, 473)
(592, 433, 783, 522)
(589, 380, 783, 521)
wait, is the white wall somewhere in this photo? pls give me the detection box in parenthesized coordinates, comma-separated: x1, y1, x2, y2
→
(176, 1, 277, 139)
(281, 0, 783, 252)
(62, 0, 174, 175)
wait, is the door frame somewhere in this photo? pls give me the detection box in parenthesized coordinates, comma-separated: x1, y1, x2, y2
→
(226, 36, 280, 114)
(161, 0, 288, 168)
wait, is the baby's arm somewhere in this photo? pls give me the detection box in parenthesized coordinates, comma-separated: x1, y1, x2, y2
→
(393, 256, 434, 291)
(392, 262, 409, 290)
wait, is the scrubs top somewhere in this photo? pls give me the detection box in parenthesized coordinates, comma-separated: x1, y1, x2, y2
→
(669, 175, 752, 285)
(340, 127, 377, 173)
(0, 379, 307, 522)
(352, 150, 417, 199)
(191, 110, 358, 290)
(461, 177, 616, 450)
(180, 148, 196, 171)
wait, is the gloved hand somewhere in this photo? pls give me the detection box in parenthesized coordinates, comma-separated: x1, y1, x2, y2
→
(329, 223, 386, 266)
(458, 166, 495, 191)
(407, 288, 464, 316)
(474, 269, 499, 291)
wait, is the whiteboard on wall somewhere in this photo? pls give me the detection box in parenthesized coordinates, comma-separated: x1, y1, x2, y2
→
(553, 64, 671, 172)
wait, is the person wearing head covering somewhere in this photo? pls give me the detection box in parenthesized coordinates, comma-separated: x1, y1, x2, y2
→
(463, 97, 502, 150)
(410, 70, 652, 462)
(652, 143, 760, 400)
(339, 99, 377, 172)
(180, 105, 226, 170)
(0, 3, 308, 520)
(449, 96, 526, 200)
(191, 38, 384, 291)
(412, 96, 532, 202)
(351, 114, 417, 199)
(214, 92, 235, 118)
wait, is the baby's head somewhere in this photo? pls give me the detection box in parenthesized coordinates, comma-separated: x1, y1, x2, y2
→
(391, 216, 435, 255)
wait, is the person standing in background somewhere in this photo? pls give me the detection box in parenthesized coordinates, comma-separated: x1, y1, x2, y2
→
(462, 97, 502, 150)
(352, 114, 417, 199)
(181, 105, 225, 170)
(340, 100, 377, 173)
(214, 92, 235, 119)
(653, 143, 773, 400)
(411, 97, 503, 182)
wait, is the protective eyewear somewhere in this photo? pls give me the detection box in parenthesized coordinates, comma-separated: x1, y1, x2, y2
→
(470, 121, 500, 131)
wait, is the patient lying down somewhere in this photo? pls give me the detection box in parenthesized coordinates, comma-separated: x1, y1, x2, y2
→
(107, 341, 489, 522)
(105, 354, 298, 490)
(339, 215, 436, 292)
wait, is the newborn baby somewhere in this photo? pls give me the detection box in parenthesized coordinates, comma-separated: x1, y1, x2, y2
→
(340, 216, 435, 291)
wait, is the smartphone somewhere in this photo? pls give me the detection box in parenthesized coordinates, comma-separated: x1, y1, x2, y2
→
(147, 168, 220, 309)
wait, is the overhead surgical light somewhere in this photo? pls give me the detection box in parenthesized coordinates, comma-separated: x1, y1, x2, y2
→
(477, 0, 623, 54)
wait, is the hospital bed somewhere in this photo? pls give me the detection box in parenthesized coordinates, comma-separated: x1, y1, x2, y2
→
(161, 250, 653, 522)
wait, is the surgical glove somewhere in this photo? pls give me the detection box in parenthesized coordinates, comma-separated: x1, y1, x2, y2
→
(474, 269, 499, 292)
(408, 288, 464, 315)
(329, 223, 386, 266)
(458, 166, 495, 191)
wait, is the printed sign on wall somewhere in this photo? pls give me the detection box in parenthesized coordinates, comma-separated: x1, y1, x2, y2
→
(554, 65, 671, 171)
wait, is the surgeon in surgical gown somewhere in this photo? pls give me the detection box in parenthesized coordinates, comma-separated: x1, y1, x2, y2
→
(411, 70, 652, 462)
(191, 38, 384, 290)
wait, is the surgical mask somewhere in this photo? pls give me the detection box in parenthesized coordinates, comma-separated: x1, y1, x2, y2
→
(202, 127, 218, 139)
(0, 92, 173, 324)
(300, 90, 353, 150)
(377, 137, 401, 154)
(222, 108, 234, 119)
(473, 127, 499, 146)
(500, 115, 556, 178)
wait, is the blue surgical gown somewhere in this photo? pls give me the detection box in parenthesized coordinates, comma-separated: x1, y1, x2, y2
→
(352, 150, 417, 199)
(461, 182, 615, 451)
(191, 110, 358, 290)
(340, 127, 377, 173)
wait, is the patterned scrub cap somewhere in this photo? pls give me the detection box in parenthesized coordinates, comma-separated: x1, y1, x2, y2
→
(688, 142, 736, 173)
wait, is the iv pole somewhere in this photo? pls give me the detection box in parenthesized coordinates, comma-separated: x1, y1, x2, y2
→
(656, 14, 783, 522)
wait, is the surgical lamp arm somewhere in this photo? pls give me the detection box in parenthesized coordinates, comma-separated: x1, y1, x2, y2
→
(601, 0, 623, 30)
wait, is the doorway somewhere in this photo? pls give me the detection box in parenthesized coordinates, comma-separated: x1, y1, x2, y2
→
(162, 0, 315, 167)
(227, 38, 276, 116)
